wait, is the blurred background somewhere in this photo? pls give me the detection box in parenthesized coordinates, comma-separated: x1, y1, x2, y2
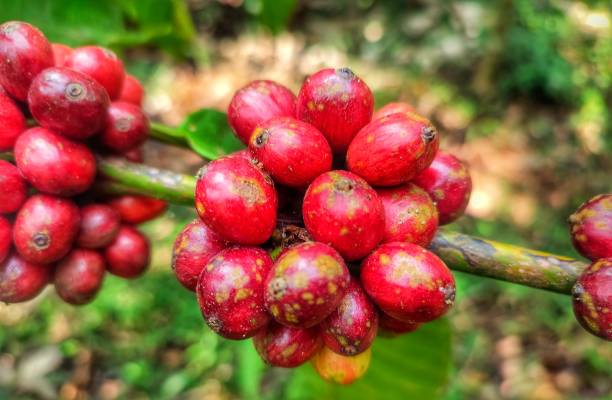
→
(1, 0, 611, 399)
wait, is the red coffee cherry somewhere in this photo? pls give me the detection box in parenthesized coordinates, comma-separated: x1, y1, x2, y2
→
(303, 170, 384, 261)
(228, 80, 296, 144)
(0, 92, 26, 151)
(54, 249, 106, 305)
(197, 247, 273, 339)
(101, 101, 150, 152)
(107, 195, 167, 225)
(568, 194, 612, 261)
(28, 67, 109, 140)
(413, 151, 472, 225)
(104, 225, 150, 279)
(253, 322, 321, 367)
(264, 242, 350, 328)
(172, 219, 227, 291)
(320, 277, 378, 356)
(0, 252, 52, 303)
(0, 160, 28, 214)
(372, 102, 417, 120)
(297, 68, 374, 154)
(195, 156, 277, 245)
(361, 242, 456, 323)
(14, 127, 97, 196)
(347, 112, 439, 186)
(312, 346, 372, 385)
(572, 258, 611, 341)
(0, 216, 11, 263)
(377, 183, 439, 247)
(0, 21, 53, 101)
(249, 116, 333, 188)
(51, 43, 72, 67)
(77, 204, 121, 249)
(13, 194, 80, 264)
(118, 74, 144, 106)
(378, 312, 420, 336)
(64, 46, 125, 99)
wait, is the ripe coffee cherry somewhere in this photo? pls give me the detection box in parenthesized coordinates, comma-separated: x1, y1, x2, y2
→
(104, 225, 150, 279)
(0, 21, 53, 101)
(227, 148, 254, 161)
(64, 46, 125, 99)
(312, 346, 372, 385)
(197, 247, 273, 339)
(101, 101, 150, 152)
(228, 80, 296, 144)
(413, 151, 472, 225)
(572, 258, 611, 341)
(172, 219, 226, 291)
(297, 68, 374, 153)
(568, 194, 612, 261)
(0, 216, 11, 263)
(378, 183, 439, 247)
(13, 195, 80, 264)
(0, 92, 26, 151)
(195, 156, 277, 245)
(253, 322, 321, 367)
(361, 242, 455, 323)
(107, 195, 167, 224)
(77, 204, 121, 249)
(347, 112, 439, 186)
(303, 170, 384, 261)
(372, 101, 417, 120)
(249, 116, 332, 187)
(264, 242, 350, 328)
(378, 312, 420, 336)
(54, 249, 105, 305)
(118, 74, 144, 105)
(320, 278, 378, 356)
(51, 43, 72, 66)
(28, 67, 109, 139)
(0, 160, 28, 214)
(0, 252, 51, 303)
(14, 127, 97, 196)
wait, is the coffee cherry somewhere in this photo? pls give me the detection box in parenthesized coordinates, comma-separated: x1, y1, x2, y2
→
(361, 242, 455, 323)
(51, 43, 72, 67)
(264, 242, 350, 328)
(312, 346, 371, 385)
(0, 21, 53, 101)
(347, 112, 439, 186)
(228, 80, 296, 144)
(303, 170, 384, 261)
(0, 92, 26, 151)
(377, 183, 439, 247)
(14, 127, 97, 196)
(64, 46, 125, 99)
(107, 195, 167, 224)
(101, 101, 150, 152)
(104, 225, 150, 279)
(195, 156, 277, 245)
(172, 219, 226, 291)
(320, 277, 378, 356)
(253, 322, 321, 367)
(0, 216, 11, 263)
(378, 312, 420, 336)
(0, 160, 28, 214)
(372, 102, 417, 120)
(13, 194, 80, 264)
(297, 68, 374, 153)
(413, 151, 472, 225)
(249, 116, 333, 188)
(572, 258, 611, 341)
(197, 247, 272, 339)
(54, 249, 105, 305)
(0, 252, 52, 303)
(28, 67, 109, 139)
(226, 148, 254, 161)
(568, 194, 612, 261)
(118, 74, 144, 106)
(77, 204, 121, 249)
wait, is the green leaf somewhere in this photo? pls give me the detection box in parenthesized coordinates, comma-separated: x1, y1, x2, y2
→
(179, 109, 245, 160)
(259, 0, 297, 34)
(284, 319, 452, 400)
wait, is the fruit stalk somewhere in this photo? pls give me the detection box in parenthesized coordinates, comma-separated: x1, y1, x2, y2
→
(149, 122, 190, 147)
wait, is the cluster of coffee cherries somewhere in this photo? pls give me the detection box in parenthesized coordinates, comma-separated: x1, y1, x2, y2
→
(0, 21, 166, 306)
(568, 194, 611, 341)
(172, 68, 473, 383)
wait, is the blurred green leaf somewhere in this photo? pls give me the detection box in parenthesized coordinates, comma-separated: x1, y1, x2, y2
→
(179, 108, 245, 160)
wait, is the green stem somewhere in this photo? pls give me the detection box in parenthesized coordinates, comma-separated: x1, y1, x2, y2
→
(149, 121, 190, 147)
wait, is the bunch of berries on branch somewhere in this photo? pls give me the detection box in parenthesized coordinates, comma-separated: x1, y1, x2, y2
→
(0, 21, 166, 306)
(172, 67, 474, 384)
